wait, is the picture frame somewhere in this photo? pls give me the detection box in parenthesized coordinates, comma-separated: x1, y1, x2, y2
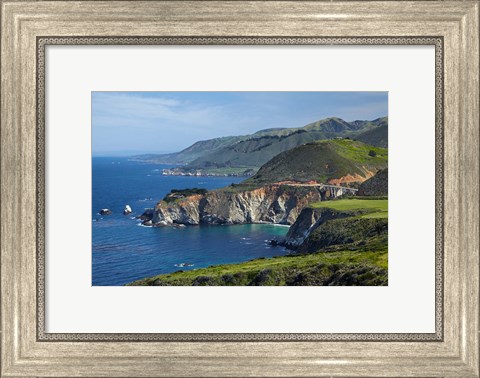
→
(1, 1, 478, 376)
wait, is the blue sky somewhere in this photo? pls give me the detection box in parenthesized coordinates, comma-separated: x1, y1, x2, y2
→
(92, 92, 388, 156)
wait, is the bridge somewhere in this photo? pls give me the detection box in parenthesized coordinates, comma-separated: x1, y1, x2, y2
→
(273, 182, 358, 199)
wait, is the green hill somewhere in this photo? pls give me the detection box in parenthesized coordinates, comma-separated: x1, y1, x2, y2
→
(243, 139, 388, 186)
(355, 124, 388, 148)
(188, 117, 388, 170)
(128, 248, 387, 286)
(132, 116, 387, 168)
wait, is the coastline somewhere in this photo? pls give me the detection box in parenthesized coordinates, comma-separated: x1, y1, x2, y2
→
(127, 197, 388, 286)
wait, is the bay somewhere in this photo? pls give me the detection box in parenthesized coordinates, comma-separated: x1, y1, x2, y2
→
(92, 157, 289, 286)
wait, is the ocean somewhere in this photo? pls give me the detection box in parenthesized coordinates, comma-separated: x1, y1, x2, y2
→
(92, 157, 290, 286)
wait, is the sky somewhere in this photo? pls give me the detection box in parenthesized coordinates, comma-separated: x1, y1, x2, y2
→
(92, 92, 388, 156)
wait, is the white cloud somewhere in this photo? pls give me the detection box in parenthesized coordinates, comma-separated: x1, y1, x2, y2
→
(92, 92, 226, 129)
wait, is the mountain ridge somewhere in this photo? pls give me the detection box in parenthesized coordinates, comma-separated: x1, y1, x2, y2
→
(132, 116, 388, 170)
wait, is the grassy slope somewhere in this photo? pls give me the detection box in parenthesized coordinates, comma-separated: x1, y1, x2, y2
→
(309, 198, 388, 219)
(188, 119, 388, 170)
(128, 248, 387, 286)
(298, 217, 387, 253)
(131, 136, 247, 164)
(188, 130, 335, 169)
(243, 139, 387, 187)
(128, 198, 388, 286)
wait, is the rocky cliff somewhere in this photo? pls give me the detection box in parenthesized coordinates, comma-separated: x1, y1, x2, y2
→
(141, 185, 328, 226)
(279, 198, 387, 251)
(279, 207, 359, 248)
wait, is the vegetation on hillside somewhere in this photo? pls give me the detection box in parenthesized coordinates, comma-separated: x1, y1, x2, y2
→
(131, 135, 246, 165)
(309, 198, 388, 219)
(132, 116, 388, 169)
(243, 139, 387, 187)
(127, 247, 387, 286)
(298, 217, 387, 253)
(162, 188, 208, 203)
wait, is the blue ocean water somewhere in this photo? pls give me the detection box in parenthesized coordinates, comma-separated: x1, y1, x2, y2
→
(92, 157, 290, 286)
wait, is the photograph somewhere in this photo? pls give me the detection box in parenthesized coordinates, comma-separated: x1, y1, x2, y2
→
(92, 91, 388, 286)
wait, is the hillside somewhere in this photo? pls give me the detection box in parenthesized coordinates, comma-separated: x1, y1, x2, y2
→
(131, 135, 245, 165)
(355, 124, 388, 148)
(243, 139, 388, 187)
(132, 116, 388, 169)
(128, 249, 387, 286)
(358, 168, 388, 196)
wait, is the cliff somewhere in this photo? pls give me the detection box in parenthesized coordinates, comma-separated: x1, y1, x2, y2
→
(281, 207, 356, 248)
(141, 185, 328, 226)
(280, 198, 388, 249)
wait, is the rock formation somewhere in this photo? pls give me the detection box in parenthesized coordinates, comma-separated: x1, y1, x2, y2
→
(140, 185, 336, 227)
(278, 207, 359, 248)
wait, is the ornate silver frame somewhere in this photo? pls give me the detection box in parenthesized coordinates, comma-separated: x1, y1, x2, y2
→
(2, 2, 478, 376)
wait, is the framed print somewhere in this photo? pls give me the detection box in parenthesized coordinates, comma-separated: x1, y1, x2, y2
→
(1, 1, 478, 377)
(90, 90, 389, 288)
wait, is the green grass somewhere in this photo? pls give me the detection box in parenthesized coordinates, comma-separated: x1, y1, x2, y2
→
(309, 198, 388, 219)
(214, 182, 262, 193)
(358, 211, 388, 219)
(128, 247, 388, 286)
(331, 139, 388, 164)
(243, 139, 388, 187)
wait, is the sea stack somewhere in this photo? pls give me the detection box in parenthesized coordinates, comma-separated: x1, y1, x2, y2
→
(99, 209, 112, 215)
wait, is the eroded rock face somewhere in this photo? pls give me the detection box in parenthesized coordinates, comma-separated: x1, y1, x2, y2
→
(146, 185, 324, 227)
(282, 207, 324, 248)
(281, 207, 353, 248)
(296, 217, 387, 253)
(152, 194, 202, 225)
